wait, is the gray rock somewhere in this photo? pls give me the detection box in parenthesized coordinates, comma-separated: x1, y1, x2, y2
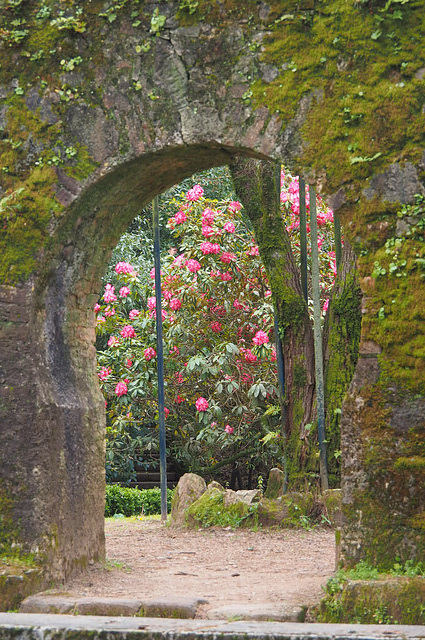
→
(235, 489, 262, 504)
(19, 595, 76, 614)
(170, 473, 207, 526)
(74, 597, 142, 616)
(264, 468, 285, 499)
(141, 596, 208, 619)
(206, 602, 306, 622)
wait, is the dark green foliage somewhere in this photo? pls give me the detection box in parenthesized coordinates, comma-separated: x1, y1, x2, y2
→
(105, 484, 174, 517)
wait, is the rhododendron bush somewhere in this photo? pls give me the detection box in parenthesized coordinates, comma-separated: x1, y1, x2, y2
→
(97, 189, 282, 482)
(96, 173, 337, 484)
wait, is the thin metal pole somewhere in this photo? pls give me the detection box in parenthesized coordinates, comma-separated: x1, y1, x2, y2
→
(334, 214, 342, 271)
(274, 162, 287, 493)
(299, 177, 308, 303)
(153, 195, 168, 521)
(309, 185, 329, 491)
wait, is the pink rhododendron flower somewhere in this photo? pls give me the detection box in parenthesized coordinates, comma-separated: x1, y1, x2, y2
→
(172, 254, 186, 267)
(103, 283, 117, 303)
(163, 407, 170, 417)
(121, 325, 136, 339)
(323, 299, 330, 313)
(144, 347, 156, 361)
(150, 267, 163, 279)
(119, 286, 131, 298)
(174, 210, 187, 224)
(271, 347, 277, 362)
(163, 290, 172, 300)
(104, 306, 115, 317)
(223, 221, 235, 233)
(115, 261, 135, 274)
(186, 259, 201, 273)
(107, 336, 120, 347)
(98, 366, 112, 381)
(201, 225, 215, 238)
(220, 271, 232, 281)
(126, 358, 133, 367)
(150, 309, 168, 321)
(195, 397, 209, 411)
(225, 425, 234, 434)
(233, 300, 244, 310)
(147, 296, 156, 310)
(246, 246, 259, 256)
(220, 252, 237, 264)
(210, 421, 217, 428)
(129, 309, 140, 320)
(170, 346, 180, 356)
(243, 348, 257, 363)
(265, 290, 272, 297)
(96, 316, 105, 324)
(169, 297, 182, 311)
(253, 330, 269, 345)
(175, 372, 184, 384)
(186, 184, 204, 201)
(202, 208, 215, 225)
(200, 242, 221, 255)
(228, 201, 242, 213)
(94, 303, 101, 313)
(115, 381, 128, 396)
(175, 395, 185, 403)
(211, 321, 223, 333)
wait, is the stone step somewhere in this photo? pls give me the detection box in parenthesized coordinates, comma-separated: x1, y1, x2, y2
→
(3, 612, 424, 640)
(135, 472, 178, 482)
(126, 481, 177, 490)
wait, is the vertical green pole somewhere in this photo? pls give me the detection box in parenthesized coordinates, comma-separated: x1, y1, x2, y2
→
(334, 214, 342, 271)
(299, 177, 308, 303)
(309, 186, 329, 491)
(153, 196, 168, 521)
(274, 162, 287, 493)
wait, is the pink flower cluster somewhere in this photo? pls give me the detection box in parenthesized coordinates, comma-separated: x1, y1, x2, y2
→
(220, 252, 236, 264)
(115, 261, 135, 274)
(144, 347, 156, 361)
(94, 303, 101, 313)
(169, 297, 182, 311)
(228, 201, 242, 213)
(115, 381, 128, 396)
(241, 348, 257, 363)
(223, 221, 235, 233)
(174, 210, 187, 224)
(119, 286, 131, 298)
(224, 424, 234, 434)
(195, 397, 209, 411)
(98, 366, 112, 381)
(186, 184, 204, 201)
(147, 296, 156, 310)
(129, 309, 140, 319)
(246, 246, 259, 256)
(107, 336, 120, 347)
(201, 225, 215, 238)
(253, 330, 269, 346)
(200, 242, 221, 255)
(202, 208, 215, 225)
(211, 321, 223, 333)
(103, 284, 117, 303)
(186, 259, 201, 273)
(121, 325, 136, 339)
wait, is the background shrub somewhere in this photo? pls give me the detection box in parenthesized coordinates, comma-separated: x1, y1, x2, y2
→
(105, 484, 174, 517)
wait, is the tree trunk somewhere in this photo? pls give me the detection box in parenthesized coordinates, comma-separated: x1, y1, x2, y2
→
(322, 239, 362, 486)
(230, 158, 317, 488)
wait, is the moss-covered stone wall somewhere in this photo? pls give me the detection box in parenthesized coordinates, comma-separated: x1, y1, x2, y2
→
(0, 0, 424, 584)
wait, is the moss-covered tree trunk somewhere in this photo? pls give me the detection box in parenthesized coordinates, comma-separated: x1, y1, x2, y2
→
(231, 158, 317, 487)
(322, 240, 362, 487)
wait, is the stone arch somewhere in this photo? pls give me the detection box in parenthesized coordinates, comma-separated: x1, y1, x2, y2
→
(0, 0, 424, 589)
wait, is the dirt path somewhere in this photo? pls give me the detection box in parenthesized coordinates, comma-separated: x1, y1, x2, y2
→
(64, 518, 335, 617)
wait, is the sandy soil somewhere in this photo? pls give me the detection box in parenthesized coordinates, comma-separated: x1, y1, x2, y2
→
(63, 518, 336, 616)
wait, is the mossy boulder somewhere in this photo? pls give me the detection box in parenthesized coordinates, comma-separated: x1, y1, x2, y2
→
(318, 577, 425, 625)
(257, 492, 314, 528)
(0, 560, 44, 612)
(264, 468, 285, 500)
(187, 487, 251, 529)
(170, 473, 207, 527)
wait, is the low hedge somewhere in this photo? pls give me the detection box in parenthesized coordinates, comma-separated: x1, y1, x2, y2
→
(105, 484, 174, 517)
